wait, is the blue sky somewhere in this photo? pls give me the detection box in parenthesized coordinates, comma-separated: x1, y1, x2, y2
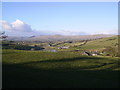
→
(1, 2, 118, 36)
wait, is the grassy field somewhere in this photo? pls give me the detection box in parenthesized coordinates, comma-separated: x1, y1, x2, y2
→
(2, 49, 120, 88)
(79, 36, 118, 50)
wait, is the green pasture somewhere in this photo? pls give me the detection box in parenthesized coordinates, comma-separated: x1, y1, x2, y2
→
(80, 36, 118, 50)
(2, 49, 120, 88)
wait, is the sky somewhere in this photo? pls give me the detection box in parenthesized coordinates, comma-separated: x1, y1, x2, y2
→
(0, 2, 118, 36)
(1, 0, 119, 2)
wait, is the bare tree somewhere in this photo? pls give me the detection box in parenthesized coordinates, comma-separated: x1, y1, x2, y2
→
(0, 31, 8, 39)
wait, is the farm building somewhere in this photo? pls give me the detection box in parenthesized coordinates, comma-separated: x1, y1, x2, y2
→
(82, 51, 100, 56)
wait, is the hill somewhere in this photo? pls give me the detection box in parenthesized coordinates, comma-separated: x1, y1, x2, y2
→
(50, 35, 118, 50)
(3, 35, 119, 56)
(6, 34, 115, 41)
(29, 34, 115, 41)
(79, 35, 118, 50)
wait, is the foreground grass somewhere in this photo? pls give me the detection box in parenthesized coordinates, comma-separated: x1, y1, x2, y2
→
(2, 49, 120, 88)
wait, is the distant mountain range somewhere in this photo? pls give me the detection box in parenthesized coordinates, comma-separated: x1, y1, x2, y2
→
(6, 34, 116, 41)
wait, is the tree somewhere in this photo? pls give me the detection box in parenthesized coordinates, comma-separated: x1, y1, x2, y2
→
(0, 31, 8, 39)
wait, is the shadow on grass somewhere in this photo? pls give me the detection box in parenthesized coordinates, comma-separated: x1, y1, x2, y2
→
(3, 60, 120, 88)
(17, 56, 106, 65)
(16, 56, 119, 70)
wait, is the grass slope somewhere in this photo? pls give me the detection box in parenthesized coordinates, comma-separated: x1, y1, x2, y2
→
(3, 49, 120, 88)
(79, 35, 118, 50)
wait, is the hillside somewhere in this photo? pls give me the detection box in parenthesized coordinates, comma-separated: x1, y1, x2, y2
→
(79, 35, 118, 50)
(30, 34, 115, 41)
(49, 35, 118, 50)
(6, 34, 115, 41)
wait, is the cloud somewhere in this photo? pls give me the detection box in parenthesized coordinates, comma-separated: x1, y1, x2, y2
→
(53, 30, 88, 35)
(0, 19, 33, 32)
(0, 20, 13, 30)
(0, 20, 88, 36)
(90, 30, 118, 35)
(0, 19, 117, 36)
